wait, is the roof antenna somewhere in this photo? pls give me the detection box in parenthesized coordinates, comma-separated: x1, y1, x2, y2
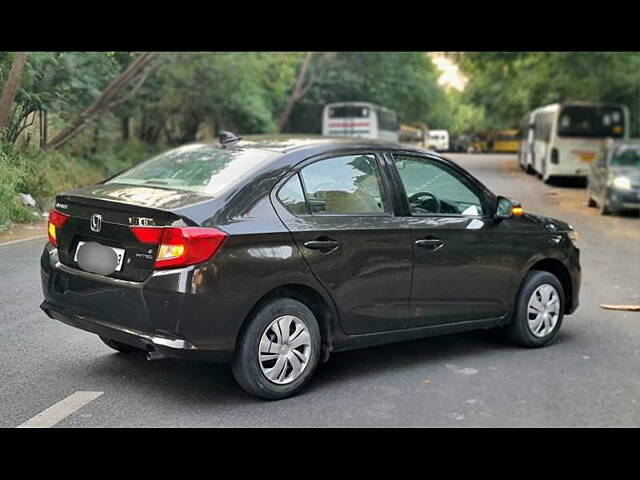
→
(219, 130, 242, 147)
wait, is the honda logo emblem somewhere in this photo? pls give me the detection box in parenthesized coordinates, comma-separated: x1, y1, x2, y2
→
(90, 214, 102, 232)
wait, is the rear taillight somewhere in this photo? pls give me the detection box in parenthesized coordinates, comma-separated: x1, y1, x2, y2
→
(130, 226, 227, 269)
(48, 209, 69, 247)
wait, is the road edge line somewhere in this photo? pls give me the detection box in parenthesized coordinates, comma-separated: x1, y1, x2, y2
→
(0, 234, 47, 248)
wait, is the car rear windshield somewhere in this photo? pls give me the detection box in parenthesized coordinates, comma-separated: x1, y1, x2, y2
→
(106, 144, 273, 195)
(558, 105, 626, 138)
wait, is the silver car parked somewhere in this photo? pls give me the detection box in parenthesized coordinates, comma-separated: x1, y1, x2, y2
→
(587, 138, 640, 215)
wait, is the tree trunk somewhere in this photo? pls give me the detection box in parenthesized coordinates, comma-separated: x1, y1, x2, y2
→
(45, 52, 159, 150)
(278, 52, 313, 133)
(121, 115, 130, 141)
(90, 119, 101, 154)
(0, 52, 28, 137)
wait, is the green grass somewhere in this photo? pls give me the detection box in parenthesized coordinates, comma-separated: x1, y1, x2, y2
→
(0, 140, 159, 231)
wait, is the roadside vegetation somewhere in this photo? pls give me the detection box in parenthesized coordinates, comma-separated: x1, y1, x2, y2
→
(0, 51, 637, 230)
(450, 52, 640, 135)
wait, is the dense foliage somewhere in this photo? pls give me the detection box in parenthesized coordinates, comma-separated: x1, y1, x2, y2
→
(452, 52, 640, 135)
(287, 52, 450, 133)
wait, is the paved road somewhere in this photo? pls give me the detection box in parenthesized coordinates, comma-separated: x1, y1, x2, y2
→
(1, 154, 638, 427)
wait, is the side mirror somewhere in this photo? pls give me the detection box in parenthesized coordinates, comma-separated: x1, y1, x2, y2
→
(495, 196, 523, 220)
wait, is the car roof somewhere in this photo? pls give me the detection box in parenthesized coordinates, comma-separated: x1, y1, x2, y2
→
(223, 134, 430, 155)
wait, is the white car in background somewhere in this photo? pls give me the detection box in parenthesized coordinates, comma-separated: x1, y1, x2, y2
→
(429, 130, 450, 152)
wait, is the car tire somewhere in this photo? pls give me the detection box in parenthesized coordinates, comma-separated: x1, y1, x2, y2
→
(600, 195, 611, 215)
(100, 336, 145, 354)
(586, 186, 596, 207)
(231, 297, 321, 400)
(507, 270, 565, 348)
(541, 160, 552, 184)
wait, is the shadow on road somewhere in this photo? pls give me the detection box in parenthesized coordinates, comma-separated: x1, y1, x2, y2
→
(74, 327, 576, 406)
(546, 177, 588, 189)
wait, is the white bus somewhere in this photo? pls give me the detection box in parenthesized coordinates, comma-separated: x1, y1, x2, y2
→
(322, 102, 399, 142)
(428, 130, 449, 152)
(517, 101, 630, 183)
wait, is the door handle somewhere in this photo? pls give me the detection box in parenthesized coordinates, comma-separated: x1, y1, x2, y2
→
(304, 240, 339, 251)
(415, 238, 444, 251)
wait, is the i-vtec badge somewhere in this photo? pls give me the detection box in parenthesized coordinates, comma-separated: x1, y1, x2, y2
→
(129, 216, 155, 226)
(90, 214, 102, 232)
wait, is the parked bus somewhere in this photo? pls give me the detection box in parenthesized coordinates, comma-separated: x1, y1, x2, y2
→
(322, 102, 399, 142)
(517, 101, 630, 183)
(399, 122, 429, 149)
(428, 129, 449, 152)
(491, 129, 520, 153)
(517, 113, 536, 173)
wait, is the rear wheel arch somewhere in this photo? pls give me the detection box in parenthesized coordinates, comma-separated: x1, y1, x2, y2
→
(237, 283, 337, 362)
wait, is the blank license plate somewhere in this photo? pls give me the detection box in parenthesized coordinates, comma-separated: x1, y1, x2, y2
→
(74, 241, 126, 272)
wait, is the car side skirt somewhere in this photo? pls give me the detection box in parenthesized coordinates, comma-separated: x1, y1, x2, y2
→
(331, 315, 507, 353)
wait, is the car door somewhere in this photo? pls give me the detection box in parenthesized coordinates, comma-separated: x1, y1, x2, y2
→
(386, 152, 514, 328)
(273, 151, 413, 335)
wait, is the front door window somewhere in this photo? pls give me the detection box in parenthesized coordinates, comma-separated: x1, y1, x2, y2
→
(393, 154, 485, 216)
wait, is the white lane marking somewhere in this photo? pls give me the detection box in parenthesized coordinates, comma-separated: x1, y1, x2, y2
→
(17, 391, 103, 428)
(445, 363, 479, 375)
(0, 234, 47, 248)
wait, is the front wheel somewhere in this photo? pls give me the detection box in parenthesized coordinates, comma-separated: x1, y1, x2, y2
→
(507, 271, 565, 348)
(231, 298, 321, 400)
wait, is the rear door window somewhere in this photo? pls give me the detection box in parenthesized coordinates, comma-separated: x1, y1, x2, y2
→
(300, 154, 388, 215)
(277, 174, 309, 215)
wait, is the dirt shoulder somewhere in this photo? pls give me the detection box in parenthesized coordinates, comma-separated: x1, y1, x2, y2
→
(0, 221, 47, 246)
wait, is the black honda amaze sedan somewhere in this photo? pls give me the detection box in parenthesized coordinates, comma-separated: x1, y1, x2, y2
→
(41, 135, 581, 400)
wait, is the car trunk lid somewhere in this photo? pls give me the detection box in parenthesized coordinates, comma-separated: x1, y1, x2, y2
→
(53, 184, 214, 282)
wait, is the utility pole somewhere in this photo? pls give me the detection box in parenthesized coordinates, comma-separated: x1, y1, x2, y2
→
(0, 52, 28, 135)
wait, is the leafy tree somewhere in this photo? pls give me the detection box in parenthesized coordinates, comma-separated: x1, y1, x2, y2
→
(45, 52, 159, 150)
(0, 52, 123, 145)
(0, 52, 28, 137)
(446, 90, 485, 136)
(288, 52, 450, 133)
(123, 52, 281, 146)
(454, 52, 640, 135)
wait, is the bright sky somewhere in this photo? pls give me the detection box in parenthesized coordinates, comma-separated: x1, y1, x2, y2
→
(428, 52, 468, 92)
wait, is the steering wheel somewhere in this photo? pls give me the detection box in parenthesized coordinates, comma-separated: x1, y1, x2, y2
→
(409, 191, 441, 214)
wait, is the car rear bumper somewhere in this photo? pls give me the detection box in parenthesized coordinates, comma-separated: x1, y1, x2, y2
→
(40, 300, 204, 355)
(40, 244, 234, 362)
